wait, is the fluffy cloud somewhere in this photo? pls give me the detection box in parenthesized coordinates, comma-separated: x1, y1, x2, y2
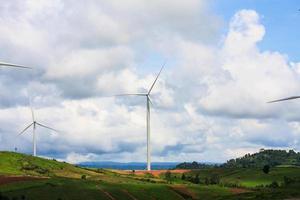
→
(0, 1, 300, 163)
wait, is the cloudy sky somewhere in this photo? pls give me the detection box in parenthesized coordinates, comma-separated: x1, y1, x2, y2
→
(0, 0, 300, 164)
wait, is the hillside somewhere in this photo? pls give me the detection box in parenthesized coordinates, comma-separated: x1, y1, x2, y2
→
(175, 149, 300, 169)
(1, 151, 300, 199)
(222, 149, 300, 168)
(0, 151, 98, 178)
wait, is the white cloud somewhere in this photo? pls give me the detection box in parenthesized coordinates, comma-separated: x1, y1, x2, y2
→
(1, 1, 300, 164)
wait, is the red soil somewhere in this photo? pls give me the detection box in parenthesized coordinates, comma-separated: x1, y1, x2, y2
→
(0, 176, 45, 185)
(133, 169, 190, 177)
(230, 188, 252, 194)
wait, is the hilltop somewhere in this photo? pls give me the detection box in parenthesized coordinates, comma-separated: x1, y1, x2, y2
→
(0, 151, 98, 178)
(222, 149, 300, 168)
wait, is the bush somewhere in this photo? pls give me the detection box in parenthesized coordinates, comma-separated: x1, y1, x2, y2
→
(268, 181, 279, 188)
(165, 171, 172, 183)
(81, 174, 87, 180)
(263, 165, 270, 174)
(210, 174, 220, 185)
(181, 173, 186, 180)
(204, 177, 210, 185)
(283, 176, 295, 186)
(193, 174, 200, 184)
(144, 172, 154, 178)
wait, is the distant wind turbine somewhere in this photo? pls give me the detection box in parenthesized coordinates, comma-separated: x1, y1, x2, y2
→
(18, 103, 59, 157)
(0, 61, 31, 69)
(115, 63, 165, 171)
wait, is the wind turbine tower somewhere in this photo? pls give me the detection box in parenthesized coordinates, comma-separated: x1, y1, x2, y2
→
(19, 104, 59, 157)
(116, 64, 165, 171)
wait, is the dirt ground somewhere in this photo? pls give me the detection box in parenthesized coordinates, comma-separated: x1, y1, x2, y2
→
(229, 188, 252, 194)
(0, 176, 45, 185)
(131, 169, 190, 177)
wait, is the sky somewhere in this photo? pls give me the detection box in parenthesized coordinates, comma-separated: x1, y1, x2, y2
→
(0, 0, 300, 164)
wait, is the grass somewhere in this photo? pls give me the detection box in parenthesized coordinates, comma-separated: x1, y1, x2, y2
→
(1, 151, 300, 199)
(186, 166, 300, 187)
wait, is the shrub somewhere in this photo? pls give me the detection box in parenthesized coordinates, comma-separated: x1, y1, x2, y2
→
(81, 174, 87, 180)
(269, 181, 279, 188)
(193, 174, 200, 184)
(283, 176, 295, 186)
(210, 174, 220, 185)
(263, 165, 270, 174)
(181, 173, 186, 180)
(204, 177, 210, 185)
(165, 171, 172, 183)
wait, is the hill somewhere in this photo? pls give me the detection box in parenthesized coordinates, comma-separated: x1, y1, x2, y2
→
(0, 151, 98, 178)
(1, 151, 300, 199)
(222, 149, 300, 168)
(175, 149, 300, 169)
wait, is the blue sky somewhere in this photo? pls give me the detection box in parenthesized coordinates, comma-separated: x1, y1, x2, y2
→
(1, 1, 300, 164)
(213, 0, 300, 61)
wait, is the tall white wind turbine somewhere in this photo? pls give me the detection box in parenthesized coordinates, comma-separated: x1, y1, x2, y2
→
(115, 64, 165, 171)
(19, 104, 59, 157)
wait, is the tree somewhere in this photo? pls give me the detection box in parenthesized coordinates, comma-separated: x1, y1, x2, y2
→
(263, 165, 270, 174)
(210, 174, 220, 184)
(181, 173, 186, 180)
(194, 174, 200, 184)
(205, 177, 210, 185)
(165, 171, 172, 183)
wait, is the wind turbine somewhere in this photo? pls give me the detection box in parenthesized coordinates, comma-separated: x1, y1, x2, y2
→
(0, 61, 31, 69)
(115, 63, 165, 171)
(18, 104, 59, 157)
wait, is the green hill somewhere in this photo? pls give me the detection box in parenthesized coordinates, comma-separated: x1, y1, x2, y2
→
(1, 151, 300, 200)
(0, 151, 98, 178)
(222, 149, 300, 168)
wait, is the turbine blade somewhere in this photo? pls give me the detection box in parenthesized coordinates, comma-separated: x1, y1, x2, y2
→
(18, 123, 34, 136)
(148, 62, 166, 95)
(29, 99, 35, 122)
(0, 62, 31, 69)
(267, 96, 300, 103)
(36, 122, 60, 133)
(114, 93, 147, 97)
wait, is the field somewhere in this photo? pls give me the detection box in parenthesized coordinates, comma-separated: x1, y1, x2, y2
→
(1, 152, 300, 200)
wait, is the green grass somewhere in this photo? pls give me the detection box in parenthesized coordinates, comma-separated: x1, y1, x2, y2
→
(0, 151, 99, 178)
(187, 166, 300, 187)
(2, 152, 300, 199)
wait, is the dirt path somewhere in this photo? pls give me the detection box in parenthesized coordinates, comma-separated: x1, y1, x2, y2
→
(98, 187, 116, 200)
(122, 189, 138, 200)
(170, 185, 197, 200)
(133, 170, 190, 177)
(0, 176, 45, 185)
(229, 188, 252, 194)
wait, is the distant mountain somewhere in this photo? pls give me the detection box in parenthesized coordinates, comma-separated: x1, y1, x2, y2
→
(221, 149, 300, 168)
(78, 161, 179, 170)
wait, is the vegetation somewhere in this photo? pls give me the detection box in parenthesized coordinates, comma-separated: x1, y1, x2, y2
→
(175, 161, 216, 169)
(222, 149, 300, 168)
(1, 150, 300, 199)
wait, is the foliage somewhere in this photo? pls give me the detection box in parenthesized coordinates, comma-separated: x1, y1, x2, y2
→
(175, 161, 216, 169)
(262, 165, 270, 174)
(165, 171, 172, 183)
(222, 149, 300, 168)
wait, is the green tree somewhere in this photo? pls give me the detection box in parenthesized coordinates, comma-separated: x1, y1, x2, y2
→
(181, 173, 186, 180)
(165, 171, 172, 183)
(263, 165, 270, 174)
